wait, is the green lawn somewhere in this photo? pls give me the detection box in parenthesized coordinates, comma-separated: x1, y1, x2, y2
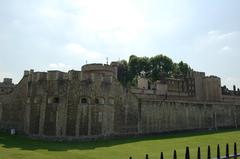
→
(0, 129, 240, 159)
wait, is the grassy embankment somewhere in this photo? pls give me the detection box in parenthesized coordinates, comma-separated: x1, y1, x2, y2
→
(0, 129, 240, 159)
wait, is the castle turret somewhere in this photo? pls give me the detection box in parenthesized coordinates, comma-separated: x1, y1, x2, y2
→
(193, 71, 205, 100)
(203, 76, 222, 101)
(82, 63, 114, 83)
(110, 62, 119, 79)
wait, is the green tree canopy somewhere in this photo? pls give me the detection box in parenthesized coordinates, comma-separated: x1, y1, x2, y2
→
(116, 54, 192, 86)
(150, 54, 174, 81)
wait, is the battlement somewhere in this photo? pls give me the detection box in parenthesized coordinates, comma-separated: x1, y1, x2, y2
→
(82, 63, 114, 73)
(26, 69, 68, 81)
(24, 64, 115, 82)
(193, 71, 205, 77)
(203, 76, 221, 85)
(205, 75, 221, 80)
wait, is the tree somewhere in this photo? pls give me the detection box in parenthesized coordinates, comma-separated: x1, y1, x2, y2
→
(149, 54, 174, 81)
(128, 55, 151, 81)
(178, 61, 190, 77)
(116, 54, 192, 86)
(128, 55, 139, 81)
(172, 63, 181, 77)
(117, 60, 129, 86)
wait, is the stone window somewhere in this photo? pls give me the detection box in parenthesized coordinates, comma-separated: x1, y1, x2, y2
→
(48, 97, 59, 104)
(53, 97, 59, 103)
(95, 98, 100, 104)
(81, 98, 88, 104)
(95, 97, 105, 104)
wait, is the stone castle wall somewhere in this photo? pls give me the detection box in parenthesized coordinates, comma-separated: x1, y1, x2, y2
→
(0, 63, 240, 139)
(138, 100, 240, 134)
(9, 65, 139, 138)
(0, 76, 28, 132)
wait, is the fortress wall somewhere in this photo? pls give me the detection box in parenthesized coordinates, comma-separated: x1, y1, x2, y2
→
(120, 91, 138, 134)
(64, 70, 118, 137)
(138, 100, 239, 134)
(222, 95, 240, 104)
(0, 76, 28, 133)
(77, 104, 89, 136)
(28, 79, 43, 134)
(26, 72, 69, 137)
(0, 68, 239, 139)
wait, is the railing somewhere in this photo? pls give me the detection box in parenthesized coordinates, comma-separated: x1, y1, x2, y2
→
(129, 143, 240, 159)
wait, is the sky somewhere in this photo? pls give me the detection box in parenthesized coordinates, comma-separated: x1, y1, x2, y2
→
(0, 0, 240, 89)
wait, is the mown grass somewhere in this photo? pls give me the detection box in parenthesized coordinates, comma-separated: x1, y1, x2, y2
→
(0, 129, 240, 159)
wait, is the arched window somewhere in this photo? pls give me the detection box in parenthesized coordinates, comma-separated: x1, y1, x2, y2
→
(95, 98, 99, 104)
(53, 97, 59, 103)
(95, 97, 105, 104)
(47, 97, 59, 104)
(81, 98, 88, 104)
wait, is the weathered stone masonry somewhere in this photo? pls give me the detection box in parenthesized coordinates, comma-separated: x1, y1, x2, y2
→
(0, 63, 240, 139)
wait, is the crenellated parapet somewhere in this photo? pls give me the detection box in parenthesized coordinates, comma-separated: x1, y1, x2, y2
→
(82, 63, 113, 73)
(26, 69, 69, 82)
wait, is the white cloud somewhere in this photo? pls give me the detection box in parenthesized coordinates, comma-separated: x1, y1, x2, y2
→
(221, 46, 231, 51)
(207, 30, 238, 41)
(48, 63, 70, 71)
(195, 30, 240, 54)
(191, 30, 240, 88)
(38, 7, 61, 18)
(208, 30, 219, 35)
(65, 43, 103, 59)
(69, 0, 146, 44)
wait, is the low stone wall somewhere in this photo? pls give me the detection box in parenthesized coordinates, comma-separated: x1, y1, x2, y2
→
(138, 100, 240, 134)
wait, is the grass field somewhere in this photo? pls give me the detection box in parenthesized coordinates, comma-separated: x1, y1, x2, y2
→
(0, 129, 240, 159)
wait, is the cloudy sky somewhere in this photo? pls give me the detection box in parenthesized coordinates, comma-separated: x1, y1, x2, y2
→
(0, 0, 240, 89)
